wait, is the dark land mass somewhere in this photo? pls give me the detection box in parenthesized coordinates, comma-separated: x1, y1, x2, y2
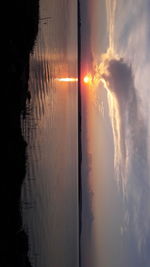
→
(78, 2, 94, 266)
(2, 0, 39, 266)
(77, 1, 82, 266)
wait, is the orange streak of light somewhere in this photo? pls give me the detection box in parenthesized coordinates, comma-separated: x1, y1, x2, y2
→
(55, 78, 78, 82)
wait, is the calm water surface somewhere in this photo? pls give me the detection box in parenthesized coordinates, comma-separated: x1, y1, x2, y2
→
(21, 1, 78, 266)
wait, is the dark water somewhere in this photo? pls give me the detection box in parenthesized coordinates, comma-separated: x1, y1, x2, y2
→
(21, 0, 79, 266)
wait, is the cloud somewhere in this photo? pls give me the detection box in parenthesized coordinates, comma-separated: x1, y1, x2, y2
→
(102, 58, 138, 137)
(104, 59, 134, 97)
(101, 57, 150, 254)
(97, 58, 137, 192)
(91, 0, 150, 260)
(106, 0, 150, 257)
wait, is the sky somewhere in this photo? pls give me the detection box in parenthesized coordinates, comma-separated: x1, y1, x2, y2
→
(81, 0, 150, 266)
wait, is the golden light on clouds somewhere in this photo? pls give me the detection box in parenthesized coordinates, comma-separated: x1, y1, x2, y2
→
(88, 0, 127, 191)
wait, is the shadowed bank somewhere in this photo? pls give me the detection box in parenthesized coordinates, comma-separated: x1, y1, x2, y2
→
(2, 0, 39, 266)
(77, 1, 82, 266)
(78, 1, 94, 266)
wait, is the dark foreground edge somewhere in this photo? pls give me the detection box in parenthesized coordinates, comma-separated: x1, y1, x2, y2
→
(77, 1, 82, 266)
(2, 1, 39, 266)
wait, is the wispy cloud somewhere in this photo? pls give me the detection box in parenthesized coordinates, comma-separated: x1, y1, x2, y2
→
(91, 0, 150, 254)
(101, 58, 139, 193)
(102, 57, 150, 252)
(108, 0, 150, 254)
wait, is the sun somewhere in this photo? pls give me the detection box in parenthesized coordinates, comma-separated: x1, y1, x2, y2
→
(84, 76, 90, 83)
(83, 74, 92, 84)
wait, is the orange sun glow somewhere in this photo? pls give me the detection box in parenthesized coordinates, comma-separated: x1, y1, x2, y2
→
(83, 74, 92, 85)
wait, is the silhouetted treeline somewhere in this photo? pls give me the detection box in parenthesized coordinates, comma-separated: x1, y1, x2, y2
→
(2, 0, 39, 266)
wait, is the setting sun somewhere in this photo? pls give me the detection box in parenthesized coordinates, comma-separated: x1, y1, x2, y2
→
(83, 74, 92, 85)
(84, 76, 90, 83)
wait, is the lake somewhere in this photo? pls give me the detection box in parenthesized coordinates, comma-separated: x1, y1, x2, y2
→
(21, 0, 79, 266)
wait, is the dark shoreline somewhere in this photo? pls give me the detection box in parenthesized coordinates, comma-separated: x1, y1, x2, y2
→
(2, 1, 39, 266)
(77, 1, 82, 266)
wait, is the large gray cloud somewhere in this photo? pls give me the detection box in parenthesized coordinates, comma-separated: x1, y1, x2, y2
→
(102, 58, 150, 255)
(102, 58, 138, 119)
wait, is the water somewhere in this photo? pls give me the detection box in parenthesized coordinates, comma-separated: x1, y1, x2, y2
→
(21, 0, 78, 266)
